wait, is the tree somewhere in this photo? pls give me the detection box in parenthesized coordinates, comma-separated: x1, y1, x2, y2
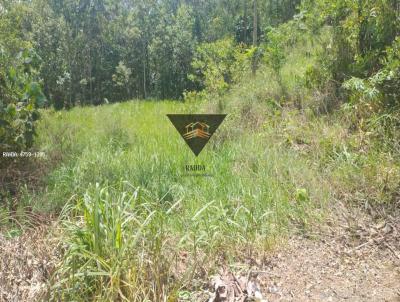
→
(0, 47, 45, 157)
(252, 0, 258, 75)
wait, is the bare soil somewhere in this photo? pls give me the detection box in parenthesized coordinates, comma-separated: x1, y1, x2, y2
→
(256, 234, 399, 302)
(0, 224, 59, 302)
(203, 202, 400, 302)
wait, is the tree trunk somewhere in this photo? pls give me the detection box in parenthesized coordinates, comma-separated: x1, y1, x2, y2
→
(358, 0, 367, 55)
(143, 43, 147, 99)
(243, 0, 247, 44)
(252, 0, 258, 76)
(253, 0, 257, 47)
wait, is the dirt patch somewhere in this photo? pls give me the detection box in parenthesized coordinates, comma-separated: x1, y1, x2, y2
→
(199, 202, 400, 302)
(256, 235, 399, 302)
(198, 233, 399, 302)
(0, 224, 60, 302)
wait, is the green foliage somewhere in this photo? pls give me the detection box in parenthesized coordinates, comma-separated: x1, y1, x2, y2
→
(189, 38, 250, 97)
(264, 28, 286, 80)
(0, 0, 305, 108)
(342, 37, 400, 129)
(0, 1, 33, 53)
(111, 61, 132, 100)
(112, 61, 131, 87)
(374, 37, 400, 107)
(0, 47, 45, 154)
(149, 4, 197, 99)
(301, 0, 399, 91)
(343, 77, 381, 104)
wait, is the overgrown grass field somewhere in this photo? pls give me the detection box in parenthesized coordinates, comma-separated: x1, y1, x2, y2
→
(17, 97, 330, 300)
(1, 0, 399, 300)
(11, 34, 398, 299)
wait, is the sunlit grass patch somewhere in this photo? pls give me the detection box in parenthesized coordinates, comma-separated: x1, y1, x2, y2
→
(28, 98, 332, 300)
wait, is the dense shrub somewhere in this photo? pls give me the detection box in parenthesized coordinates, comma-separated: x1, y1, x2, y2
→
(301, 0, 399, 103)
(188, 38, 250, 97)
(0, 47, 45, 156)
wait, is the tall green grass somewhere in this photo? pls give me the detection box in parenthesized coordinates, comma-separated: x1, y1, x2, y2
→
(51, 183, 181, 301)
(25, 34, 340, 298)
(27, 28, 387, 300)
(21, 26, 399, 299)
(27, 97, 330, 300)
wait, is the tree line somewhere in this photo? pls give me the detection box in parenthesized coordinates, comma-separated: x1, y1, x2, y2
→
(0, 0, 300, 108)
(0, 0, 399, 154)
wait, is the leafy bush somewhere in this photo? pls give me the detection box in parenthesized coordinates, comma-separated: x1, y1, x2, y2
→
(0, 47, 45, 155)
(375, 37, 400, 108)
(263, 28, 286, 86)
(342, 38, 399, 116)
(342, 38, 400, 147)
(188, 38, 250, 97)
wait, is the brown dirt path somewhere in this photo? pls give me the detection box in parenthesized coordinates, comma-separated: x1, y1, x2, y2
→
(201, 202, 400, 302)
(237, 202, 400, 302)
(257, 235, 399, 302)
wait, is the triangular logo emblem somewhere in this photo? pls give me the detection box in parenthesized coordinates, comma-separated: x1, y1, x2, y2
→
(167, 114, 227, 156)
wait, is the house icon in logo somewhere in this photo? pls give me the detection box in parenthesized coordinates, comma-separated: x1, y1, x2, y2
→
(167, 114, 226, 156)
(183, 122, 211, 140)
